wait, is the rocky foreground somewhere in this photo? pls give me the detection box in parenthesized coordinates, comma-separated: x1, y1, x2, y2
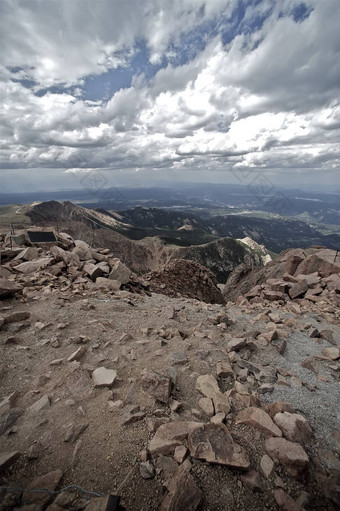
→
(0, 231, 339, 511)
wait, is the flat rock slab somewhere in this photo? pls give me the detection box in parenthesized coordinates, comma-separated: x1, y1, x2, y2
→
(149, 421, 202, 456)
(236, 407, 282, 437)
(188, 423, 250, 470)
(92, 367, 117, 388)
(265, 437, 309, 476)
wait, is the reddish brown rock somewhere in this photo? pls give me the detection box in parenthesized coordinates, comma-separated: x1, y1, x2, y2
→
(149, 422, 202, 456)
(274, 489, 300, 511)
(141, 369, 172, 404)
(260, 454, 275, 478)
(216, 360, 234, 378)
(160, 462, 202, 511)
(23, 470, 63, 506)
(236, 407, 282, 437)
(188, 423, 250, 469)
(0, 278, 23, 298)
(265, 437, 309, 476)
(273, 412, 312, 444)
(240, 470, 263, 492)
(289, 279, 308, 299)
(267, 401, 295, 418)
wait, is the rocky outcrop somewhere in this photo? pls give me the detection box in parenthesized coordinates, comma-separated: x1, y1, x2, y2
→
(144, 259, 224, 304)
(223, 247, 339, 303)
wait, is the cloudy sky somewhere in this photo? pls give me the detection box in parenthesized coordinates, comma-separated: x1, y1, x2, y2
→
(1, 0, 340, 193)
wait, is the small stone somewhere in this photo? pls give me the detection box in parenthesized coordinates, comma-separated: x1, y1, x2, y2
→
(240, 470, 262, 492)
(67, 346, 86, 362)
(260, 454, 274, 478)
(92, 367, 117, 388)
(195, 374, 219, 397)
(108, 400, 124, 412)
(227, 338, 246, 352)
(210, 413, 225, 424)
(27, 443, 40, 460)
(267, 402, 295, 417)
(322, 347, 340, 360)
(64, 422, 88, 443)
(273, 489, 300, 511)
(174, 445, 187, 464)
(198, 398, 214, 417)
(171, 351, 188, 365)
(141, 369, 172, 404)
(149, 421, 202, 456)
(120, 405, 146, 425)
(216, 361, 233, 378)
(140, 460, 155, 479)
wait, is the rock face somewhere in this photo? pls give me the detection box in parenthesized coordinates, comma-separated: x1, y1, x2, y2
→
(144, 259, 224, 304)
(188, 423, 250, 469)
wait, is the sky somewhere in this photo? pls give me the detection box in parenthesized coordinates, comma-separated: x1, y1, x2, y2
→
(1, 0, 340, 194)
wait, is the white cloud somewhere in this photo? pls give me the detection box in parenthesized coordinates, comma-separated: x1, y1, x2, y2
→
(0, 0, 340, 190)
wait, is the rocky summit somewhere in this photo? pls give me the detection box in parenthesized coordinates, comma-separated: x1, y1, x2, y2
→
(0, 229, 339, 511)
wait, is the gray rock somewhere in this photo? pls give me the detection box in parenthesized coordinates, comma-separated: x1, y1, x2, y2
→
(140, 461, 155, 479)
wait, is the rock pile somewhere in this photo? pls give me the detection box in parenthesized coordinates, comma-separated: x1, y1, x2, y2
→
(223, 247, 339, 307)
(144, 259, 224, 304)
